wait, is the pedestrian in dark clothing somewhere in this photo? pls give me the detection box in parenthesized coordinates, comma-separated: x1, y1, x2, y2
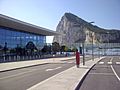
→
(76, 49, 80, 68)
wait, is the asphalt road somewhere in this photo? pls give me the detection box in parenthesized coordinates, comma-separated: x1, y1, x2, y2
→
(79, 56, 120, 90)
(0, 56, 94, 90)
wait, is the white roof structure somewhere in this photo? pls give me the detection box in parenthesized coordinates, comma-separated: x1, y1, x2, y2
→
(0, 14, 60, 36)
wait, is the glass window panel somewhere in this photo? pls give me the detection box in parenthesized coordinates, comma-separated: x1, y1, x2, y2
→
(0, 27, 46, 51)
(0, 28, 5, 35)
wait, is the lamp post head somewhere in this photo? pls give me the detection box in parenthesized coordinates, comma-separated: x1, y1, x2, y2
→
(89, 21, 95, 24)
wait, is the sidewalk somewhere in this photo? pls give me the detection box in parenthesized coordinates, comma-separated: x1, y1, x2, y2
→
(0, 56, 75, 72)
(27, 57, 104, 90)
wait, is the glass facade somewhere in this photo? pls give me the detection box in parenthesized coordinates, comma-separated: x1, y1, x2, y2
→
(0, 26, 46, 50)
(0, 26, 46, 63)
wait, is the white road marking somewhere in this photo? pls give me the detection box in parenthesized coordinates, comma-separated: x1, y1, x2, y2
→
(45, 69, 54, 71)
(110, 58, 120, 81)
(111, 66, 120, 81)
(55, 66, 62, 69)
(116, 62, 120, 64)
(108, 62, 112, 64)
(99, 62, 104, 64)
(46, 67, 62, 71)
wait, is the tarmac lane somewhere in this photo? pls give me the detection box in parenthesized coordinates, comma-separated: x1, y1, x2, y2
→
(0, 62, 75, 90)
(0, 56, 97, 90)
(78, 56, 120, 90)
(112, 56, 120, 81)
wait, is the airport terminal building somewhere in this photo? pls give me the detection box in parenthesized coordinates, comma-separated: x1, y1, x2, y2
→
(0, 14, 59, 62)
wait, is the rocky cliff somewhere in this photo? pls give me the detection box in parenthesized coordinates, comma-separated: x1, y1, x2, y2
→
(53, 13, 120, 47)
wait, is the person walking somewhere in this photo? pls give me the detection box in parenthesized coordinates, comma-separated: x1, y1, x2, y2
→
(76, 49, 80, 68)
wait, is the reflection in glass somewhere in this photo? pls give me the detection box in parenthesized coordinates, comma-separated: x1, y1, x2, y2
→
(0, 27, 46, 56)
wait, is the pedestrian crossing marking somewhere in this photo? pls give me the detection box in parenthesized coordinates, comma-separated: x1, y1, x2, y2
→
(108, 62, 112, 64)
(98, 62, 120, 65)
(116, 62, 120, 64)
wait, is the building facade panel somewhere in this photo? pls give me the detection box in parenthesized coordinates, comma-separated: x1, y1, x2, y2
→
(0, 27, 46, 57)
(0, 26, 46, 55)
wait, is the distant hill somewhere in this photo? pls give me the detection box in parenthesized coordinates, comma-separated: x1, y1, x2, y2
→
(53, 13, 120, 47)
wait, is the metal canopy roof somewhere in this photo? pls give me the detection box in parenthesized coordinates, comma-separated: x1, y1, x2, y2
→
(0, 14, 60, 36)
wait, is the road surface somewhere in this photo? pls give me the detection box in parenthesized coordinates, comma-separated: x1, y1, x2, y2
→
(79, 56, 120, 90)
(0, 56, 94, 90)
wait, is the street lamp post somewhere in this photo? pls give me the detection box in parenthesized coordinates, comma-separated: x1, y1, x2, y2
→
(85, 22, 95, 61)
(107, 32, 109, 56)
(91, 32, 94, 61)
(98, 42, 101, 58)
(82, 40, 85, 65)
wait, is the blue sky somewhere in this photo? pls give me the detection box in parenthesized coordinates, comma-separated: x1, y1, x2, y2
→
(0, 0, 120, 43)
